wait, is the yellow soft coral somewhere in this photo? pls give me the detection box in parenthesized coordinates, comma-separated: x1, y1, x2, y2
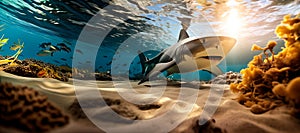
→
(275, 14, 300, 46)
(286, 77, 300, 102)
(230, 14, 300, 114)
(0, 44, 23, 66)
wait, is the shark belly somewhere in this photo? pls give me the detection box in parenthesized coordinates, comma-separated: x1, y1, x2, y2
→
(167, 55, 221, 75)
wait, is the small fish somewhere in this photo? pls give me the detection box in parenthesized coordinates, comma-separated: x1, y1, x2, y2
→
(49, 45, 60, 52)
(107, 61, 112, 65)
(10, 40, 24, 51)
(122, 64, 127, 66)
(39, 42, 51, 49)
(103, 55, 108, 58)
(53, 60, 60, 63)
(57, 43, 68, 47)
(75, 49, 83, 54)
(60, 46, 71, 53)
(60, 58, 67, 61)
(37, 50, 54, 56)
(37, 70, 48, 78)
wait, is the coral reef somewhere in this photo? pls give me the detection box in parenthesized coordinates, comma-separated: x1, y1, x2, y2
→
(230, 14, 300, 114)
(1, 57, 114, 82)
(0, 82, 69, 132)
(2, 58, 70, 82)
(209, 71, 242, 84)
(72, 69, 112, 81)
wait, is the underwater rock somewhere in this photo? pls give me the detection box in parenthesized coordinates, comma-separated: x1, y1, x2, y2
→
(230, 14, 300, 114)
(0, 82, 69, 132)
(170, 117, 226, 133)
(209, 71, 242, 84)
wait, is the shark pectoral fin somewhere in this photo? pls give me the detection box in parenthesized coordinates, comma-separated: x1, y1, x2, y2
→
(202, 66, 223, 76)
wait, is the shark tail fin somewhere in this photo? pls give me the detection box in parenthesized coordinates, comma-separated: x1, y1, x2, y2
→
(138, 51, 149, 74)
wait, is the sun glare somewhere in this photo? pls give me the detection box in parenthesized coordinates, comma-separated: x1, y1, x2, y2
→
(223, 0, 243, 37)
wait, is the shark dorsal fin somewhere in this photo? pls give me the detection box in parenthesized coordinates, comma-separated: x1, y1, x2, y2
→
(178, 29, 189, 42)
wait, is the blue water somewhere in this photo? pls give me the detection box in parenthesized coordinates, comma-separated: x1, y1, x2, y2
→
(0, 0, 299, 81)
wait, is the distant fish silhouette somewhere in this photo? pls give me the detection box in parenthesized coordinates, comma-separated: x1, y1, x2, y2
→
(53, 60, 60, 63)
(60, 46, 71, 53)
(75, 49, 83, 54)
(107, 61, 112, 65)
(49, 45, 60, 52)
(57, 43, 68, 47)
(60, 58, 67, 61)
(57, 43, 71, 53)
(39, 42, 51, 49)
(37, 50, 54, 56)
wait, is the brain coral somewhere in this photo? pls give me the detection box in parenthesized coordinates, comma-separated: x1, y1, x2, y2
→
(0, 82, 69, 132)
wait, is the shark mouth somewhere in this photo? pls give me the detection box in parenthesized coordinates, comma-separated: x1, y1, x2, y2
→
(199, 56, 223, 60)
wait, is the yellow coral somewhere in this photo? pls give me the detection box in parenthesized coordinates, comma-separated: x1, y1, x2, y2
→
(272, 84, 287, 97)
(230, 14, 300, 114)
(0, 45, 23, 66)
(286, 77, 300, 102)
(251, 44, 263, 51)
(275, 14, 300, 46)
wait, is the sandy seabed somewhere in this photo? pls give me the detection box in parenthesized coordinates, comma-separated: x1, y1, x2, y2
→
(0, 71, 299, 133)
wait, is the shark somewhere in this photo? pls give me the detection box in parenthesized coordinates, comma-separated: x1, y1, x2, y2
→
(138, 29, 237, 85)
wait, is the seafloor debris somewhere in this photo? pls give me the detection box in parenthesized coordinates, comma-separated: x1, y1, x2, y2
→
(0, 82, 69, 132)
(230, 14, 300, 114)
(209, 71, 242, 84)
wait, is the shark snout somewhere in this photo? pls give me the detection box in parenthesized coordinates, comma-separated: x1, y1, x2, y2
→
(218, 36, 237, 54)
